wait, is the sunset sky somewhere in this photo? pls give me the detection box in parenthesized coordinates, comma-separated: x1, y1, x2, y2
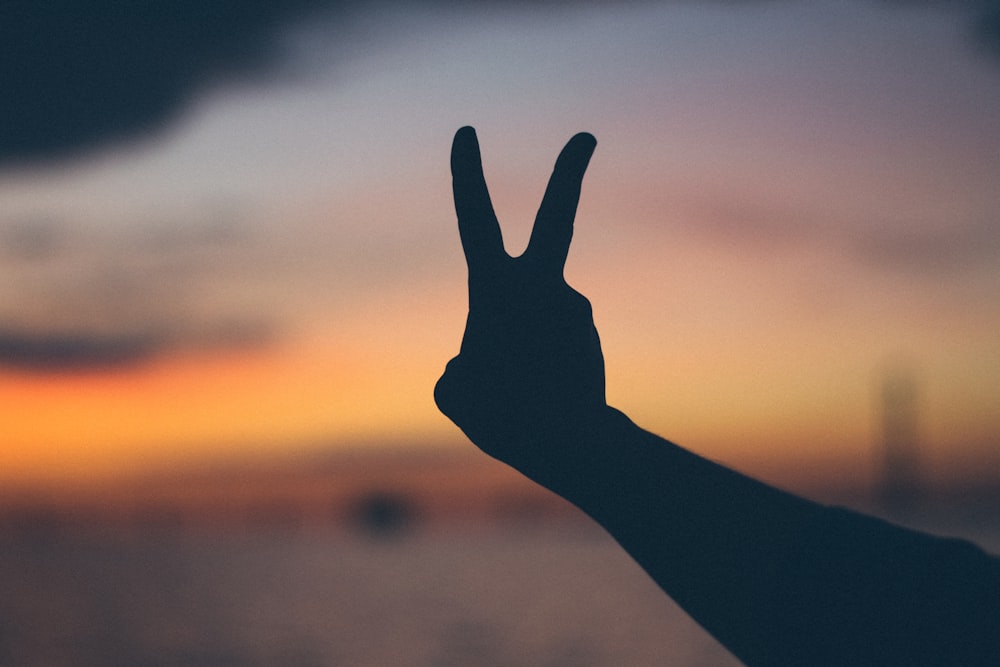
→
(2, 1, 1000, 491)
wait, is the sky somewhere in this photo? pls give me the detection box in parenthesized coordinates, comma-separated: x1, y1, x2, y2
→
(2, 1, 1000, 492)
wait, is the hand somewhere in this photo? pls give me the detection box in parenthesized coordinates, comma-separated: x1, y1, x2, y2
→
(434, 127, 606, 478)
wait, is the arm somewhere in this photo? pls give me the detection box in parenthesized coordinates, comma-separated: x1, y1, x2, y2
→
(515, 408, 1000, 666)
(435, 127, 1000, 666)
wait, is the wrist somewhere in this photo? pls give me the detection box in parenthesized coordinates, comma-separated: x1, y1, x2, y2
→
(515, 404, 639, 499)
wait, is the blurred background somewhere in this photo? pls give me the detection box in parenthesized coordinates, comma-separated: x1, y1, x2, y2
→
(2, 1, 999, 665)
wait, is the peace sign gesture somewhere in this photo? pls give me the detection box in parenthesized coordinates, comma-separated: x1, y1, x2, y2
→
(435, 127, 607, 479)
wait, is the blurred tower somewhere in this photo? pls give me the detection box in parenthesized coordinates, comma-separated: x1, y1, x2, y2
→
(878, 368, 922, 515)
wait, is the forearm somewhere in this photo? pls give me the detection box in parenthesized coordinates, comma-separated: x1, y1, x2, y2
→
(522, 407, 1000, 666)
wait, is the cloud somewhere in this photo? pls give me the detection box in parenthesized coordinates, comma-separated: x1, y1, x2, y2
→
(850, 218, 1000, 274)
(880, 1, 1000, 56)
(675, 189, 1000, 277)
(973, 2, 1000, 57)
(0, 212, 276, 373)
(0, 1, 342, 167)
(0, 329, 158, 372)
(677, 194, 820, 249)
(0, 218, 63, 262)
(0, 320, 273, 374)
(3, 1, 1000, 167)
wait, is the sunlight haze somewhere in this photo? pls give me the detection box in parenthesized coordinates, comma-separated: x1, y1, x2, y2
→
(3, 1, 1000, 493)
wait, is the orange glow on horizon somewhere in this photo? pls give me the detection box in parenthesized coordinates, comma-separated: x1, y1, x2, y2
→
(3, 248, 998, 493)
(0, 326, 451, 488)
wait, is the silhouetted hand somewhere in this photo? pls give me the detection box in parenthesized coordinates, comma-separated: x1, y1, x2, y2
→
(433, 127, 1000, 667)
(435, 127, 605, 479)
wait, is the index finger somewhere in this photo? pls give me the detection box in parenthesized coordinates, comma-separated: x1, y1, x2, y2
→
(451, 126, 506, 273)
(523, 132, 596, 276)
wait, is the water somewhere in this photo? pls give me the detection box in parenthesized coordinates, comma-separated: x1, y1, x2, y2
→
(0, 527, 739, 666)
(3, 516, 997, 666)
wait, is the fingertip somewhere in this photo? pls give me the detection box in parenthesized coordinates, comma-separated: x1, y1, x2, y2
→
(572, 132, 597, 150)
(454, 126, 478, 149)
(558, 132, 597, 174)
(452, 126, 482, 170)
(569, 133, 597, 163)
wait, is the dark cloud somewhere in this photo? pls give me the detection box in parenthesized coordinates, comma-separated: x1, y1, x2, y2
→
(973, 2, 1000, 58)
(0, 329, 158, 372)
(3, 1, 1000, 167)
(881, 1, 1000, 56)
(0, 320, 273, 374)
(0, 1, 342, 167)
